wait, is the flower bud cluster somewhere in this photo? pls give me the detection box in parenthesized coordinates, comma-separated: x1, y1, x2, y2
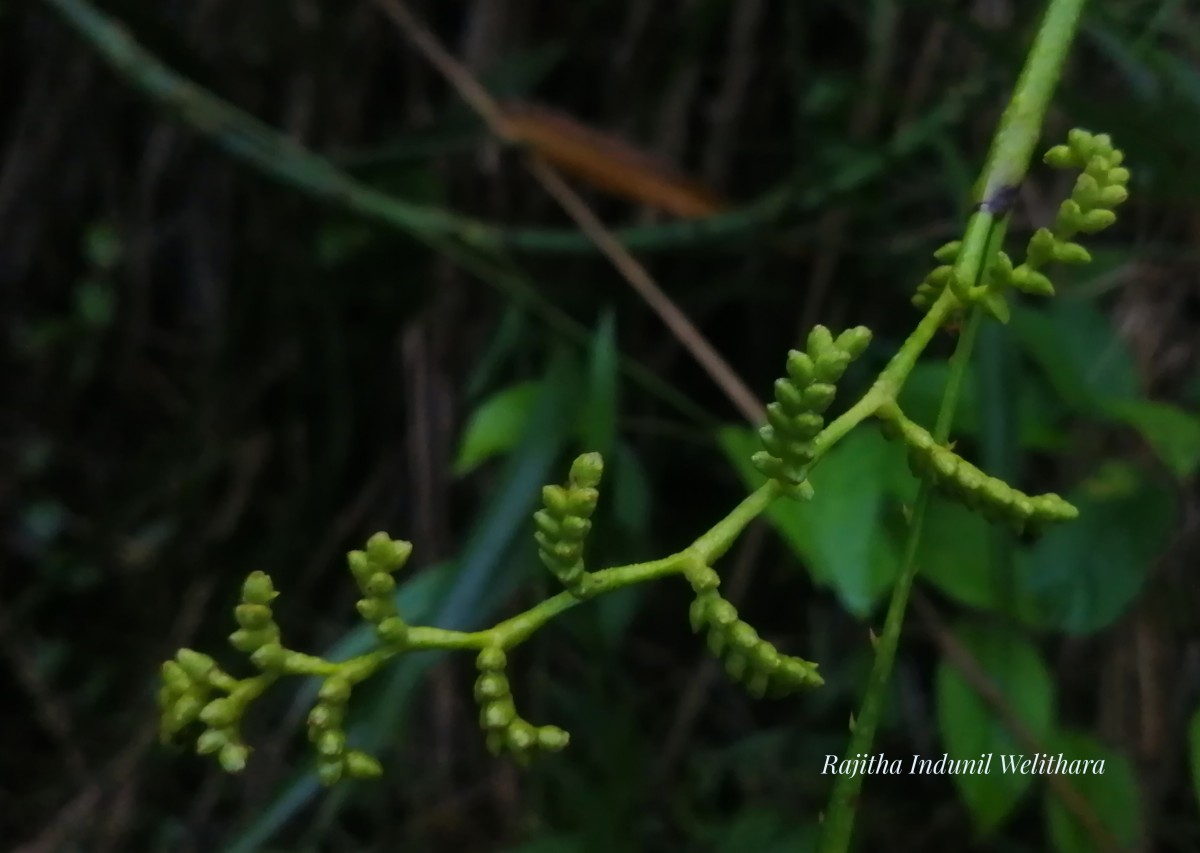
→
(1008, 129, 1129, 298)
(686, 567, 822, 697)
(474, 646, 570, 763)
(754, 325, 872, 500)
(348, 532, 413, 646)
(877, 405, 1077, 534)
(306, 675, 383, 785)
(159, 648, 251, 773)
(533, 453, 603, 597)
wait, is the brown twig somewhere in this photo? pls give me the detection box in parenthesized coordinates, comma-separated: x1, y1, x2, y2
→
(912, 593, 1124, 853)
(370, 0, 764, 425)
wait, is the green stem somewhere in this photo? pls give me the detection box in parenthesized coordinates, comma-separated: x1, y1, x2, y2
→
(817, 2, 1087, 850)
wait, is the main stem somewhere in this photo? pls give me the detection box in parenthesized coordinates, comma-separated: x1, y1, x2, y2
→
(816, 1, 1087, 850)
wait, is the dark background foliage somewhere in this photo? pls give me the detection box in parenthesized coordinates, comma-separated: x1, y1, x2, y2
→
(4, 1, 1199, 851)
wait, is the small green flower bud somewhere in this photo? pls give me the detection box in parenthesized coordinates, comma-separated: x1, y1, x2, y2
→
(1012, 268, 1055, 297)
(1078, 209, 1116, 232)
(765, 403, 792, 435)
(318, 729, 346, 758)
(482, 699, 516, 730)
(558, 516, 591, 541)
(730, 622, 760, 652)
(690, 566, 720, 593)
(162, 660, 191, 693)
(505, 720, 537, 752)
(1073, 173, 1101, 206)
(355, 598, 391, 623)
(536, 726, 570, 751)
(345, 750, 383, 779)
(566, 487, 599, 518)
(474, 673, 510, 702)
(196, 728, 229, 755)
(532, 510, 559, 538)
(709, 599, 737, 627)
(784, 480, 816, 501)
(552, 540, 582, 563)
(235, 603, 274, 631)
(241, 571, 278, 605)
(319, 677, 352, 705)
(932, 241, 962, 262)
(176, 649, 217, 683)
(774, 379, 805, 413)
(801, 383, 836, 413)
(752, 643, 781, 672)
(376, 616, 408, 645)
(1107, 166, 1130, 185)
(347, 550, 370, 579)
(166, 693, 204, 732)
(785, 351, 815, 386)
(365, 571, 395, 598)
(813, 350, 851, 383)
(308, 702, 343, 732)
(250, 643, 288, 671)
(365, 531, 395, 565)
(806, 325, 834, 356)
(218, 742, 249, 774)
(834, 326, 872, 359)
(200, 698, 239, 729)
(1053, 242, 1091, 264)
(542, 485, 570, 516)
(1098, 185, 1128, 207)
(568, 453, 604, 489)
(1055, 198, 1084, 233)
(477, 647, 506, 671)
(229, 627, 277, 653)
(1043, 144, 1076, 168)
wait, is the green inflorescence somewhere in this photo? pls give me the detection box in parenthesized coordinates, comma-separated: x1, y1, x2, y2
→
(474, 647, 570, 763)
(876, 401, 1077, 534)
(686, 565, 823, 696)
(533, 452, 603, 598)
(915, 129, 1129, 323)
(753, 325, 872, 499)
(157, 131, 1126, 787)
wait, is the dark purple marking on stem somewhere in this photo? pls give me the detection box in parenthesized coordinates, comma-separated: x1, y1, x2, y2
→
(978, 184, 1019, 215)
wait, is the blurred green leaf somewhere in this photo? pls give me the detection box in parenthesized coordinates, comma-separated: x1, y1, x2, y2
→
(611, 441, 651, 537)
(1010, 302, 1140, 412)
(936, 622, 1055, 834)
(898, 360, 1064, 450)
(580, 309, 618, 458)
(453, 381, 541, 475)
(717, 426, 904, 616)
(1044, 731, 1140, 853)
(916, 498, 1006, 613)
(1015, 463, 1174, 634)
(1104, 398, 1200, 479)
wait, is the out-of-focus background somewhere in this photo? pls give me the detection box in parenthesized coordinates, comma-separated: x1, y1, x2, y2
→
(4, 0, 1199, 850)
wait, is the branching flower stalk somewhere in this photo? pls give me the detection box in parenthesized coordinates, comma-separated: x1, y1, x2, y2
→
(153, 0, 1124, 845)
